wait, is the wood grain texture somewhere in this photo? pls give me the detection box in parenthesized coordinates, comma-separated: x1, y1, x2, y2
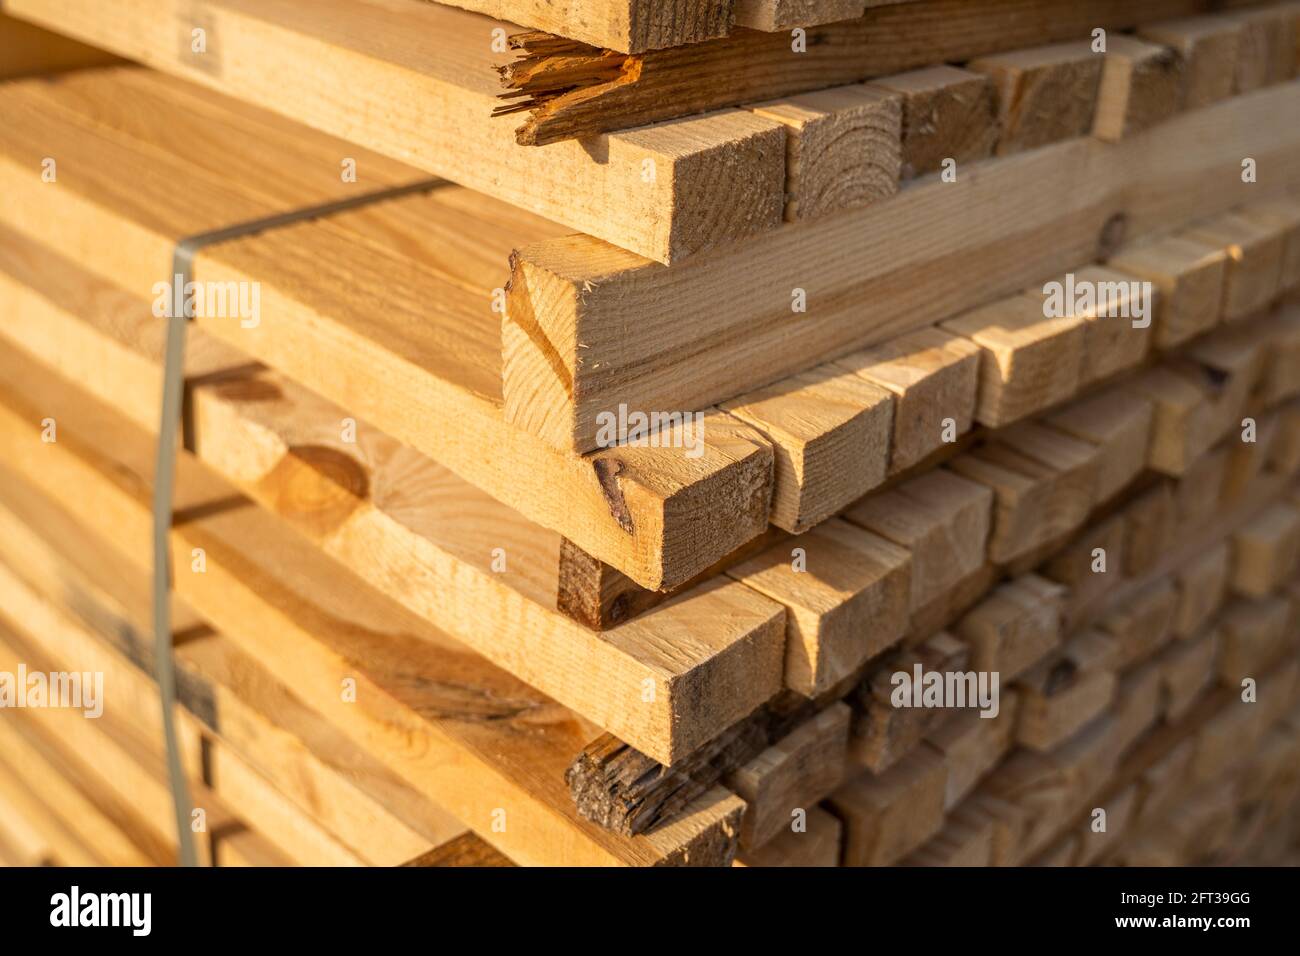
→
(0, 10, 122, 78)
(829, 745, 947, 866)
(0, 69, 777, 592)
(724, 703, 850, 847)
(746, 84, 901, 222)
(4, 0, 784, 264)
(871, 65, 999, 179)
(835, 326, 982, 473)
(0, 355, 749, 865)
(727, 520, 911, 696)
(969, 42, 1103, 155)
(0, 504, 463, 866)
(1186, 211, 1288, 321)
(506, 85, 1300, 453)
(845, 468, 991, 612)
(734, 0, 865, 31)
(1139, 13, 1243, 109)
(735, 805, 842, 866)
(1023, 264, 1158, 387)
(1092, 35, 1185, 142)
(721, 363, 893, 532)
(0, 230, 788, 768)
(507, 0, 1223, 142)
(955, 574, 1064, 679)
(942, 294, 1085, 427)
(445, 0, 734, 52)
(1047, 385, 1155, 505)
(1109, 231, 1229, 348)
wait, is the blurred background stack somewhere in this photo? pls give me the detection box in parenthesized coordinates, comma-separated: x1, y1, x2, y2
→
(0, 0, 1298, 867)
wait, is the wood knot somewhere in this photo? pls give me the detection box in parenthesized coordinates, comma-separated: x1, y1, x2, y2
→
(259, 445, 369, 536)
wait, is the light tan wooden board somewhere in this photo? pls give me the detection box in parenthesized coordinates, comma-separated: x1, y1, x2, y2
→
(506, 0, 1228, 143)
(0, 360, 745, 866)
(443, 0, 734, 52)
(0, 494, 468, 865)
(746, 84, 901, 223)
(507, 83, 1300, 453)
(0, 68, 774, 593)
(0, 222, 787, 767)
(4, 0, 786, 263)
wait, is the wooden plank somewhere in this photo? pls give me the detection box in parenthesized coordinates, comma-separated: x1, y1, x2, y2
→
(0, 615, 221, 866)
(502, 0, 1219, 143)
(727, 521, 911, 696)
(1228, 5, 1299, 92)
(4, 0, 786, 264)
(1042, 513, 1126, 628)
(968, 42, 1103, 156)
(1138, 14, 1243, 109)
(0, 757, 104, 867)
(733, 0, 864, 31)
(720, 363, 894, 533)
(1256, 305, 1300, 404)
(1092, 35, 1185, 142)
(403, 832, 515, 867)
(1231, 502, 1300, 597)
(954, 424, 1100, 564)
(835, 326, 982, 473)
(1183, 320, 1270, 438)
(844, 468, 991, 612)
(1014, 629, 1118, 751)
(453, 0, 733, 52)
(1185, 210, 1288, 321)
(724, 703, 850, 848)
(1097, 579, 1178, 670)
(0, 711, 157, 866)
(1126, 366, 1220, 475)
(507, 85, 1300, 453)
(0, 10, 122, 79)
(0, 74, 773, 593)
(213, 827, 296, 868)
(735, 806, 842, 867)
(901, 810, 996, 866)
(1108, 231, 1229, 348)
(954, 574, 1064, 680)
(0, 231, 788, 768)
(924, 696, 1020, 810)
(870, 66, 999, 180)
(1173, 542, 1232, 637)
(1047, 386, 1154, 504)
(0, 380, 745, 866)
(941, 295, 1085, 427)
(847, 632, 969, 773)
(1156, 625, 1218, 719)
(746, 85, 901, 222)
(1020, 264, 1157, 387)
(0, 493, 475, 865)
(1237, 197, 1300, 292)
(1123, 482, 1176, 576)
(829, 745, 947, 867)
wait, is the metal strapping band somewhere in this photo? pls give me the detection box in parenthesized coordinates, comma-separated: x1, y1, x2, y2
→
(154, 179, 441, 866)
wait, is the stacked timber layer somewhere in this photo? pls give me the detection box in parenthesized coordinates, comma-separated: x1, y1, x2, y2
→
(0, 0, 1298, 868)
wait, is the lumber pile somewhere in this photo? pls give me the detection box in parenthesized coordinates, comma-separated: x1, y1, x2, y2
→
(1, 0, 1299, 869)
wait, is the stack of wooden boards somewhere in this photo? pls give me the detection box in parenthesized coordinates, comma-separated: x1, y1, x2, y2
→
(0, 0, 1299, 868)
